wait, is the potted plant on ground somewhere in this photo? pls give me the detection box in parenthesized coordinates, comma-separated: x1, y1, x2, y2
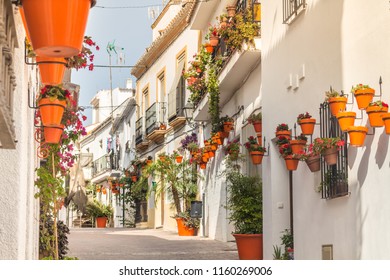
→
(85, 199, 113, 228)
(225, 159, 263, 260)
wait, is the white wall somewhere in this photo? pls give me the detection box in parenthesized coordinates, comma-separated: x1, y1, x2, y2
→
(0, 11, 39, 260)
(262, 0, 390, 259)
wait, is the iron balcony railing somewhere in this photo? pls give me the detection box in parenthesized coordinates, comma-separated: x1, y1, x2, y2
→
(135, 116, 145, 145)
(145, 102, 167, 135)
(283, 0, 306, 24)
(92, 154, 111, 176)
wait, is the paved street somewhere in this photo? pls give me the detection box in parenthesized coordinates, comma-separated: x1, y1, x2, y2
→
(67, 228, 239, 260)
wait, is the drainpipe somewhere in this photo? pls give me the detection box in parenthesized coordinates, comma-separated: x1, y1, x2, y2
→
(289, 171, 294, 237)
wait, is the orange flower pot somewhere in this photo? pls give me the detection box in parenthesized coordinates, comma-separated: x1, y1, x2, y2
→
(328, 96, 348, 116)
(205, 44, 213, 53)
(212, 135, 222, 145)
(175, 218, 196, 236)
(38, 98, 67, 126)
(209, 36, 219, 47)
(36, 56, 67, 85)
(43, 124, 64, 144)
(347, 126, 368, 147)
(175, 155, 183, 163)
(223, 121, 234, 132)
(336, 111, 356, 132)
(233, 234, 263, 260)
(208, 150, 215, 158)
(275, 130, 291, 139)
(250, 151, 264, 165)
(354, 88, 375, 109)
(284, 155, 299, 171)
(252, 121, 262, 133)
(298, 118, 316, 135)
(22, 0, 95, 57)
(290, 139, 306, 154)
(366, 105, 388, 127)
(131, 175, 137, 182)
(199, 162, 207, 169)
(96, 217, 107, 228)
(382, 113, 390, 134)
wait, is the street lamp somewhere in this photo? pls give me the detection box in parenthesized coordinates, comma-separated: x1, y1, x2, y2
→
(252, 0, 261, 23)
(183, 103, 194, 123)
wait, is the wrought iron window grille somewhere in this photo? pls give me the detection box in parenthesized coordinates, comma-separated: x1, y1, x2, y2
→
(282, 0, 306, 24)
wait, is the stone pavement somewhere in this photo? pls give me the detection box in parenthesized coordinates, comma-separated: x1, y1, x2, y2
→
(67, 228, 239, 260)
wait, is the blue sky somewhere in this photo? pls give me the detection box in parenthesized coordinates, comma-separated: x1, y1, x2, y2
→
(71, 0, 165, 125)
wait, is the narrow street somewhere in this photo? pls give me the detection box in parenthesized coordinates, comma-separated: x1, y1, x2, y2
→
(67, 228, 239, 260)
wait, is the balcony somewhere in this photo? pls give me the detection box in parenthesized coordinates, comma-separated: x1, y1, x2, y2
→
(91, 154, 112, 183)
(168, 77, 186, 129)
(190, 0, 220, 30)
(145, 102, 167, 143)
(135, 116, 150, 151)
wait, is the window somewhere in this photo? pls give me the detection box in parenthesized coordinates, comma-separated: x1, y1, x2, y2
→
(168, 52, 186, 121)
(158, 72, 165, 103)
(282, 0, 306, 24)
(143, 87, 149, 112)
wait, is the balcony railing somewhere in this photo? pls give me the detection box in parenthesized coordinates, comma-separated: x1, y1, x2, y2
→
(92, 154, 111, 176)
(145, 102, 167, 135)
(135, 116, 145, 145)
(283, 0, 306, 24)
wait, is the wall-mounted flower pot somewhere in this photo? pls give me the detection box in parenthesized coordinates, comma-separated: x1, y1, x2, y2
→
(275, 130, 291, 139)
(382, 113, 390, 134)
(322, 147, 338, 165)
(131, 175, 137, 182)
(175, 218, 196, 236)
(38, 98, 67, 126)
(36, 56, 67, 85)
(328, 96, 347, 116)
(290, 139, 306, 154)
(284, 155, 299, 171)
(252, 121, 262, 133)
(96, 217, 107, 228)
(208, 150, 215, 158)
(336, 111, 356, 132)
(305, 155, 320, 172)
(233, 234, 263, 260)
(212, 134, 222, 145)
(175, 155, 183, 163)
(354, 88, 375, 109)
(43, 124, 64, 144)
(204, 44, 213, 53)
(209, 35, 219, 47)
(226, 5, 236, 17)
(347, 126, 368, 147)
(366, 105, 388, 127)
(199, 162, 207, 169)
(250, 151, 264, 165)
(223, 121, 234, 132)
(298, 118, 316, 135)
(22, 0, 95, 57)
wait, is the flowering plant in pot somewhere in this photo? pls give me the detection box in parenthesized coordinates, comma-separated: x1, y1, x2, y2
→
(244, 137, 266, 165)
(325, 89, 347, 116)
(65, 36, 100, 71)
(224, 138, 241, 160)
(275, 123, 291, 139)
(248, 112, 262, 133)
(85, 199, 113, 228)
(297, 112, 316, 135)
(366, 100, 389, 127)
(220, 115, 234, 132)
(313, 137, 345, 165)
(350, 83, 375, 109)
(296, 143, 321, 172)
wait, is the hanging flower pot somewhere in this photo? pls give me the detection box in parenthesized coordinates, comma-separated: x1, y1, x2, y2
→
(275, 130, 291, 139)
(250, 151, 264, 165)
(328, 96, 348, 116)
(212, 134, 222, 145)
(366, 102, 389, 127)
(322, 147, 338, 165)
(43, 124, 64, 144)
(199, 162, 207, 169)
(223, 121, 234, 132)
(209, 35, 219, 47)
(336, 111, 356, 132)
(298, 118, 316, 135)
(252, 121, 262, 133)
(22, 0, 96, 57)
(305, 155, 320, 172)
(208, 150, 215, 158)
(38, 98, 67, 126)
(382, 113, 390, 134)
(284, 155, 299, 171)
(290, 139, 307, 154)
(36, 56, 67, 85)
(347, 126, 368, 147)
(131, 175, 137, 182)
(226, 5, 236, 17)
(353, 88, 375, 109)
(204, 43, 213, 53)
(175, 155, 183, 163)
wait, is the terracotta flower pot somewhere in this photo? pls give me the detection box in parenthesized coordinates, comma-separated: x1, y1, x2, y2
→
(205, 44, 213, 53)
(322, 147, 338, 165)
(305, 155, 320, 172)
(252, 121, 262, 133)
(209, 35, 219, 47)
(38, 98, 67, 126)
(233, 234, 263, 260)
(328, 96, 348, 116)
(199, 162, 207, 169)
(298, 118, 316, 135)
(131, 175, 137, 182)
(36, 56, 67, 85)
(250, 151, 264, 165)
(336, 111, 356, 132)
(284, 155, 299, 171)
(382, 113, 390, 134)
(208, 150, 215, 158)
(275, 130, 291, 139)
(347, 126, 368, 147)
(96, 217, 107, 228)
(354, 88, 375, 109)
(226, 5, 236, 17)
(366, 105, 388, 127)
(43, 124, 64, 144)
(22, 0, 95, 57)
(290, 139, 306, 154)
(175, 155, 183, 163)
(212, 135, 222, 145)
(175, 218, 196, 236)
(223, 121, 234, 132)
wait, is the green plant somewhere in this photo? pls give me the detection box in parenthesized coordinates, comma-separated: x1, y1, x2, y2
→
(280, 229, 294, 260)
(313, 137, 345, 154)
(220, 114, 234, 123)
(368, 100, 388, 108)
(318, 170, 348, 194)
(248, 112, 262, 123)
(276, 123, 289, 132)
(207, 62, 222, 133)
(38, 84, 71, 102)
(296, 112, 312, 123)
(244, 136, 266, 152)
(351, 83, 371, 93)
(85, 199, 113, 218)
(272, 245, 283, 260)
(224, 158, 262, 234)
(65, 36, 99, 71)
(325, 89, 344, 101)
(173, 211, 200, 229)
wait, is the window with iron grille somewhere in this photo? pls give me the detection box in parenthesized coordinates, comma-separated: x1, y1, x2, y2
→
(282, 0, 306, 24)
(319, 102, 349, 199)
